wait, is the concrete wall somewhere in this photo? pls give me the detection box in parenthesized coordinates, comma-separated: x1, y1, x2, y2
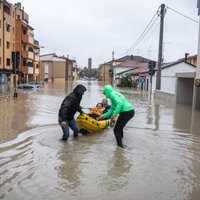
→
(154, 90, 175, 104)
(176, 78, 194, 105)
(193, 87, 200, 110)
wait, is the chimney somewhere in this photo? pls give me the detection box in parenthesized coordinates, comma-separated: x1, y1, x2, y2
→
(185, 53, 189, 61)
(15, 2, 22, 9)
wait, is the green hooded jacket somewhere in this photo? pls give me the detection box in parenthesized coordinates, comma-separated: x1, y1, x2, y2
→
(102, 85, 134, 119)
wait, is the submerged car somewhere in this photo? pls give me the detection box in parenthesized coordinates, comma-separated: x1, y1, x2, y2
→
(17, 83, 40, 89)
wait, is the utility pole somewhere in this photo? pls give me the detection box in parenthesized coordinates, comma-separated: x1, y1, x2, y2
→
(112, 51, 115, 86)
(156, 4, 165, 90)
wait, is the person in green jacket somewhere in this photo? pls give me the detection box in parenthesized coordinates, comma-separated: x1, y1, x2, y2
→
(97, 85, 135, 148)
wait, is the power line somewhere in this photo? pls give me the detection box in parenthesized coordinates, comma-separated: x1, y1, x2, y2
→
(119, 4, 198, 58)
(121, 6, 161, 56)
(166, 6, 198, 23)
(127, 15, 159, 54)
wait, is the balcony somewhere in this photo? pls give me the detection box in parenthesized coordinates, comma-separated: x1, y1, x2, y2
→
(34, 68, 39, 74)
(22, 51, 34, 60)
(22, 34, 34, 44)
(35, 55, 39, 62)
(22, 34, 28, 43)
(28, 67, 33, 74)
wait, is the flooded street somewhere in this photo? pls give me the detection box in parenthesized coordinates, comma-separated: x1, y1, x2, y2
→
(0, 81, 200, 200)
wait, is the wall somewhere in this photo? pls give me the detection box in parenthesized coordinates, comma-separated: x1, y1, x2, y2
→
(152, 62, 196, 94)
(176, 78, 194, 104)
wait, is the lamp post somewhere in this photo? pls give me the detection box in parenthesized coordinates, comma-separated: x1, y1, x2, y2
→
(39, 46, 44, 82)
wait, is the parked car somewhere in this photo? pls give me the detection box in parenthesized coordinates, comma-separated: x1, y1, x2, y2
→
(17, 83, 40, 89)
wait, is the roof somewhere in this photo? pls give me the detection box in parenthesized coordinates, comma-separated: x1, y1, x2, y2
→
(116, 61, 148, 75)
(99, 54, 153, 68)
(115, 60, 148, 68)
(3, 0, 10, 8)
(122, 66, 149, 76)
(115, 55, 150, 63)
(160, 60, 196, 70)
(40, 53, 76, 62)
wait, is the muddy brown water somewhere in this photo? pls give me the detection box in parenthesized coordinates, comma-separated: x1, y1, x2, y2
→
(0, 81, 200, 200)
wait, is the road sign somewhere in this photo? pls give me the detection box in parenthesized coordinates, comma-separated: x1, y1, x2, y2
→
(139, 72, 146, 77)
(139, 77, 145, 83)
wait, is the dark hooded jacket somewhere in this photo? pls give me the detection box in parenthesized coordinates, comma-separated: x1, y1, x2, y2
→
(59, 84, 86, 121)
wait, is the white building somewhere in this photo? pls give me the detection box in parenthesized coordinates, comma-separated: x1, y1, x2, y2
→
(153, 60, 196, 104)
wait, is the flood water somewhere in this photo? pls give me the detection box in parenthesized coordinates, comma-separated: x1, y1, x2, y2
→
(0, 81, 200, 200)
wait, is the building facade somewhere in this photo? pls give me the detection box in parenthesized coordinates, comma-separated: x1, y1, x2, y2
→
(0, 1, 40, 84)
(153, 60, 197, 104)
(40, 53, 76, 82)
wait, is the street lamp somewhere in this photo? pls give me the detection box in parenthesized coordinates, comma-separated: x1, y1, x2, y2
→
(39, 46, 44, 82)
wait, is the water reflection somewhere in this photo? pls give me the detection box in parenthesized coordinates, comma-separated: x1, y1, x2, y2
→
(174, 104, 192, 133)
(56, 143, 82, 192)
(101, 148, 132, 191)
(0, 84, 9, 94)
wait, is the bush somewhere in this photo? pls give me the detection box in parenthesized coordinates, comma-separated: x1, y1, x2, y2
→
(117, 75, 133, 87)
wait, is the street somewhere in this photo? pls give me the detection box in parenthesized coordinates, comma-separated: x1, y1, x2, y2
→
(0, 81, 200, 200)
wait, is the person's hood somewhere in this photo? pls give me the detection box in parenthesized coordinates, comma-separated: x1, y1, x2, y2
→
(103, 85, 113, 98)
(73, 84, 87, 96)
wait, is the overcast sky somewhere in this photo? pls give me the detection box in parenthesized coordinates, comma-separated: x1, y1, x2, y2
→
(9, 0, 199, 68)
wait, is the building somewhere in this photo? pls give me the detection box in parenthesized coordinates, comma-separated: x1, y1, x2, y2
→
(40, 53, 76, 82)
(99, 55, 150, 83)
(153, 58, 197, 104)
(194, 0, 200, 110)
(0, 1, 40, 84)
(98, 61, 112, 82)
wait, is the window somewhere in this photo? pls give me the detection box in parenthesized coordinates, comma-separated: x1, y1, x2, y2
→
(6, 42, 10, 49)
(6, 24, 11, 32)
(23, 29, 27, 35)
(23, 45, 26, 51)
(23, 59, 26, 66)
(6, 58, 11, 66)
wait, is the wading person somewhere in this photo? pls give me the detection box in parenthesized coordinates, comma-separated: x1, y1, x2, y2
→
(97, 85, 135, 148)
(58, 84, 87, 141)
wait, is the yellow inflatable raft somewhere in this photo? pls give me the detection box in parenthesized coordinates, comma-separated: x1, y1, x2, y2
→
(76, 113, 110, 133)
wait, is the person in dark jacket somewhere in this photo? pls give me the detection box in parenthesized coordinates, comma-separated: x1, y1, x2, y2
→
(58, 84, 87, 141)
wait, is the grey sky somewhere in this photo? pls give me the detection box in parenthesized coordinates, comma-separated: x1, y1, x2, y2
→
(10, 0, 199, 68)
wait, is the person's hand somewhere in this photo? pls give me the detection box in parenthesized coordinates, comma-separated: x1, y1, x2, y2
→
(61, 121, 68, 128)
(110, 116, 116, 127)
(96, 116, 102, 121)
(110, 116, 116, 123)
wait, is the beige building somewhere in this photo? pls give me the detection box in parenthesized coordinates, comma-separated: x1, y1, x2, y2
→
(0, 1, 40, 84)
(98, 62, 112, 82)
(40, 53, 77, 82)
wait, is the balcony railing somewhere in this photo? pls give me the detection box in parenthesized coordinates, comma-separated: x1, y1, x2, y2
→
(34, 68, 39, 74)
(28, 67, 33, 74)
